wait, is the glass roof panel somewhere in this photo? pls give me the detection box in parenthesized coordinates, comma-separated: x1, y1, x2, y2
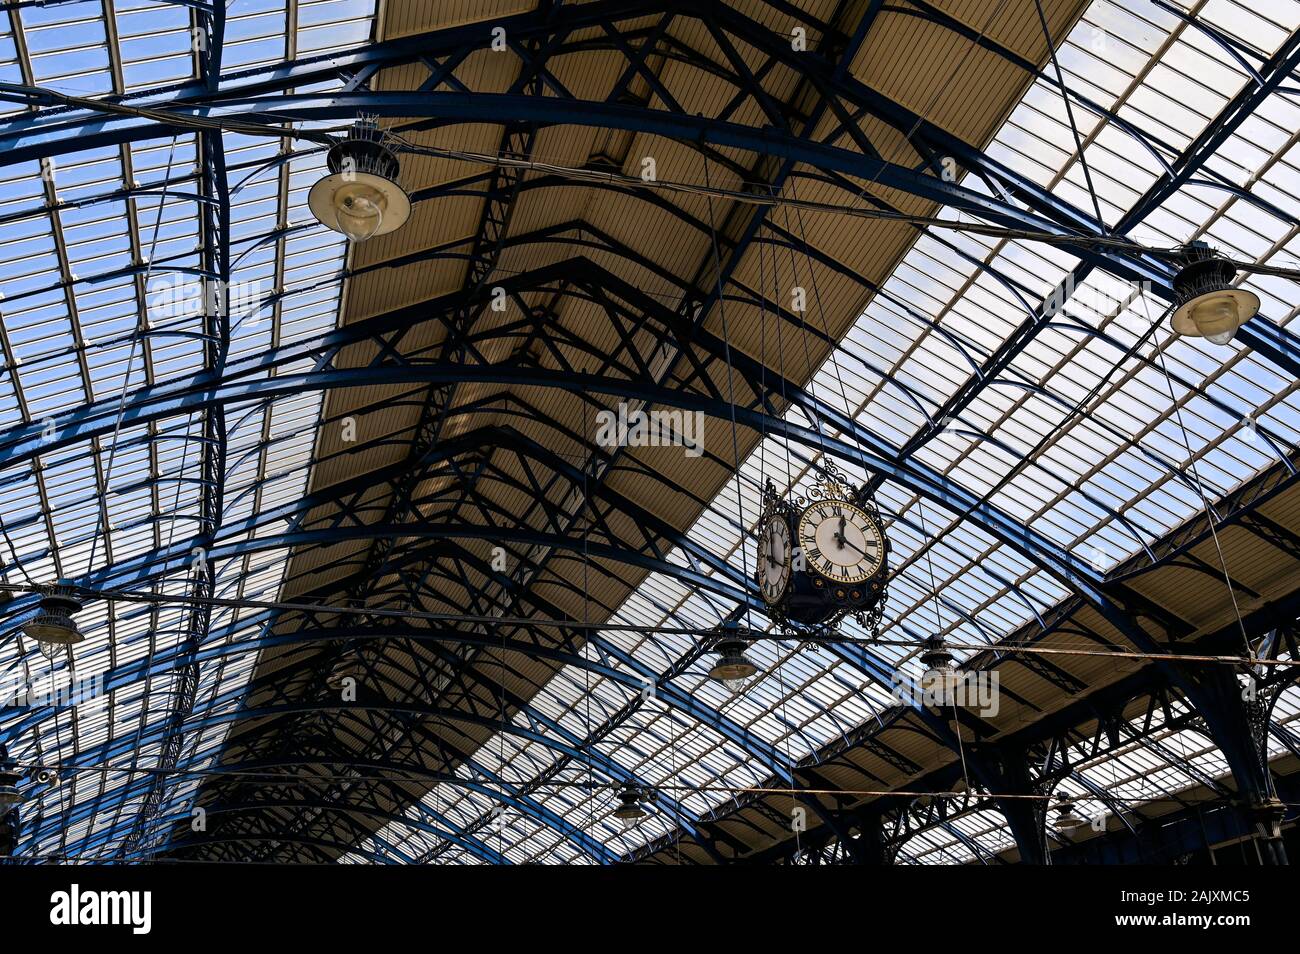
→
(0, 0, 1295, 865)
(0, 0, 378, 862)
(349, 0, 1300, 864)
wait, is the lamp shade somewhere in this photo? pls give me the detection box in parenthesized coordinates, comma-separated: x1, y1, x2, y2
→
(612, 787, 647, 828)
(708, 638, 759, 690)
(1170, 242, 1258, 345)
(919, 636, 959, 696)
(1054, 802, 1087, 831)
(308, 123, 411, 242)
(26, 584, 83, 648)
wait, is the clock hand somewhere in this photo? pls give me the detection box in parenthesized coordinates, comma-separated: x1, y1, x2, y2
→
(838, 533, 869, 558)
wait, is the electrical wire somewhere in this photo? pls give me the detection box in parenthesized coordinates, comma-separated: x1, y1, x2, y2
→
(0, 80, 338, 145)
(0, 580, 1292, 666)
(9, 45, 1297, 287)
(14, 758, 1300, 806)
(386, 140, 1300, 282)
(1140, 290, 1255, 659)
(8, 29, 1296, 865)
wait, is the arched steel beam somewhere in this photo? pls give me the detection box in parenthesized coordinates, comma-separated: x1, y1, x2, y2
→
(380, 535, 944, 778)
(0, 261, 669, 469)
(203, 418, 736, 623)
(0, 257, 1109, 606)
(208, 752, 620, 863)
(0, 428, 744, 656)
(164, 833, 397, 865)
(0, 0, 664, 144)
(285, 423, 751, 587)
(20, 626, 780, 796)
(23, 590, 706, 864)
(25, 746, 618, 864)
(217, 622, 713, 846)
(122, 800, 509, 865)
(49, 89, 1131, 251)
(0, 398, 665, 630)
(40, 700, 625, 863)
(0, 68, 1166, 301)
(206, 522, 746, 605)
(15, 354, 1093, 601)
(55, 771, 512, 865)
(177, 803, 432, 864)
(0, 2, 1168, 263)
(4, 0, 1294, 378)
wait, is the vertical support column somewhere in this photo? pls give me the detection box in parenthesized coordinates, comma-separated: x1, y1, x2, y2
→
(982, 746, 1049, 865)
(1187, 665, 1288, 865)
(856, 809, 893, 865)
(0, 744, 18, 863)
(0, 808, 16, 862)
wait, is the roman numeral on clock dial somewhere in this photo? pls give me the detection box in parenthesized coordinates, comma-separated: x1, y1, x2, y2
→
(796, 500, 884, 585)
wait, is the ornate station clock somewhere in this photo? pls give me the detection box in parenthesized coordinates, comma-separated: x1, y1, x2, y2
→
(755, 462, 889, 635)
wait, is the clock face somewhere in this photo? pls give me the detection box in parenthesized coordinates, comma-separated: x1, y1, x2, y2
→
(757, 514, 792, 604)
(797, 500, 885, 585)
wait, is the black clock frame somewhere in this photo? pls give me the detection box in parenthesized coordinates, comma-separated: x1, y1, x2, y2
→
(756, 462, 890, 636)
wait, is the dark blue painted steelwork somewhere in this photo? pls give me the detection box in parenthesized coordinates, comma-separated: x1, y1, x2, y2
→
(3, 0, 1295, 865)
(2, 3, 1294, 378)
(118, 0, 232, 858)
(0, 258, 1111, 600)
(131, 801, 511, 865)
(0, 4, 1291, 336)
